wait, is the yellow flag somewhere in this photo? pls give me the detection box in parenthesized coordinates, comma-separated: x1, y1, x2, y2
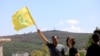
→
(12, 7, 35, 31)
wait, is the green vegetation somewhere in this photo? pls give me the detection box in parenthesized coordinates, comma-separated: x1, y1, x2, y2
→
(1, 30, 92, 56)
(3, 41, 41, 56)
(31, 44, 49, 56)
(86, 36, 92, 49)
(79, 52, 85, 56)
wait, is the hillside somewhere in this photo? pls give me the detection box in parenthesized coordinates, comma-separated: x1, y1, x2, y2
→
(1, 30, 92, 49)
(0, 30, 92, 56)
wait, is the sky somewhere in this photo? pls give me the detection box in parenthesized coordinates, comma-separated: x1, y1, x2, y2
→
(0, 0, 100, 36)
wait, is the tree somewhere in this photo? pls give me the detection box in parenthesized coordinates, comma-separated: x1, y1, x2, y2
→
(86, 36, 92, 49)
(41, 44, 49, 56)
(31, 44, 49, 56)
(31, 50, 42, 56)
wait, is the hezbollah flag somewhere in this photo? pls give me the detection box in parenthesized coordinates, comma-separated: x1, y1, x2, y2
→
(12, 7, 35, 31)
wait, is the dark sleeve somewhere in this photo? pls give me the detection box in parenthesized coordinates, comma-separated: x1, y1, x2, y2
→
(61, 48, 66, 56)
(86, 47, 91, 56)
(73, 48, 78, 54)
(46, 42, 53, 47)
(86, 49, 89, 56)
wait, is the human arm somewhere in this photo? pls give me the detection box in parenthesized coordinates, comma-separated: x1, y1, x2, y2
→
(75, 53, 80, 56)
(37, 29, 49, 44)
(73, 48, 80, 56)
(61, 47, 66, 56)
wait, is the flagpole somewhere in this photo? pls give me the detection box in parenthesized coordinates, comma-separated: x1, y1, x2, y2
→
(26, 7, 39, 29)
(34, 23, 39, 29)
